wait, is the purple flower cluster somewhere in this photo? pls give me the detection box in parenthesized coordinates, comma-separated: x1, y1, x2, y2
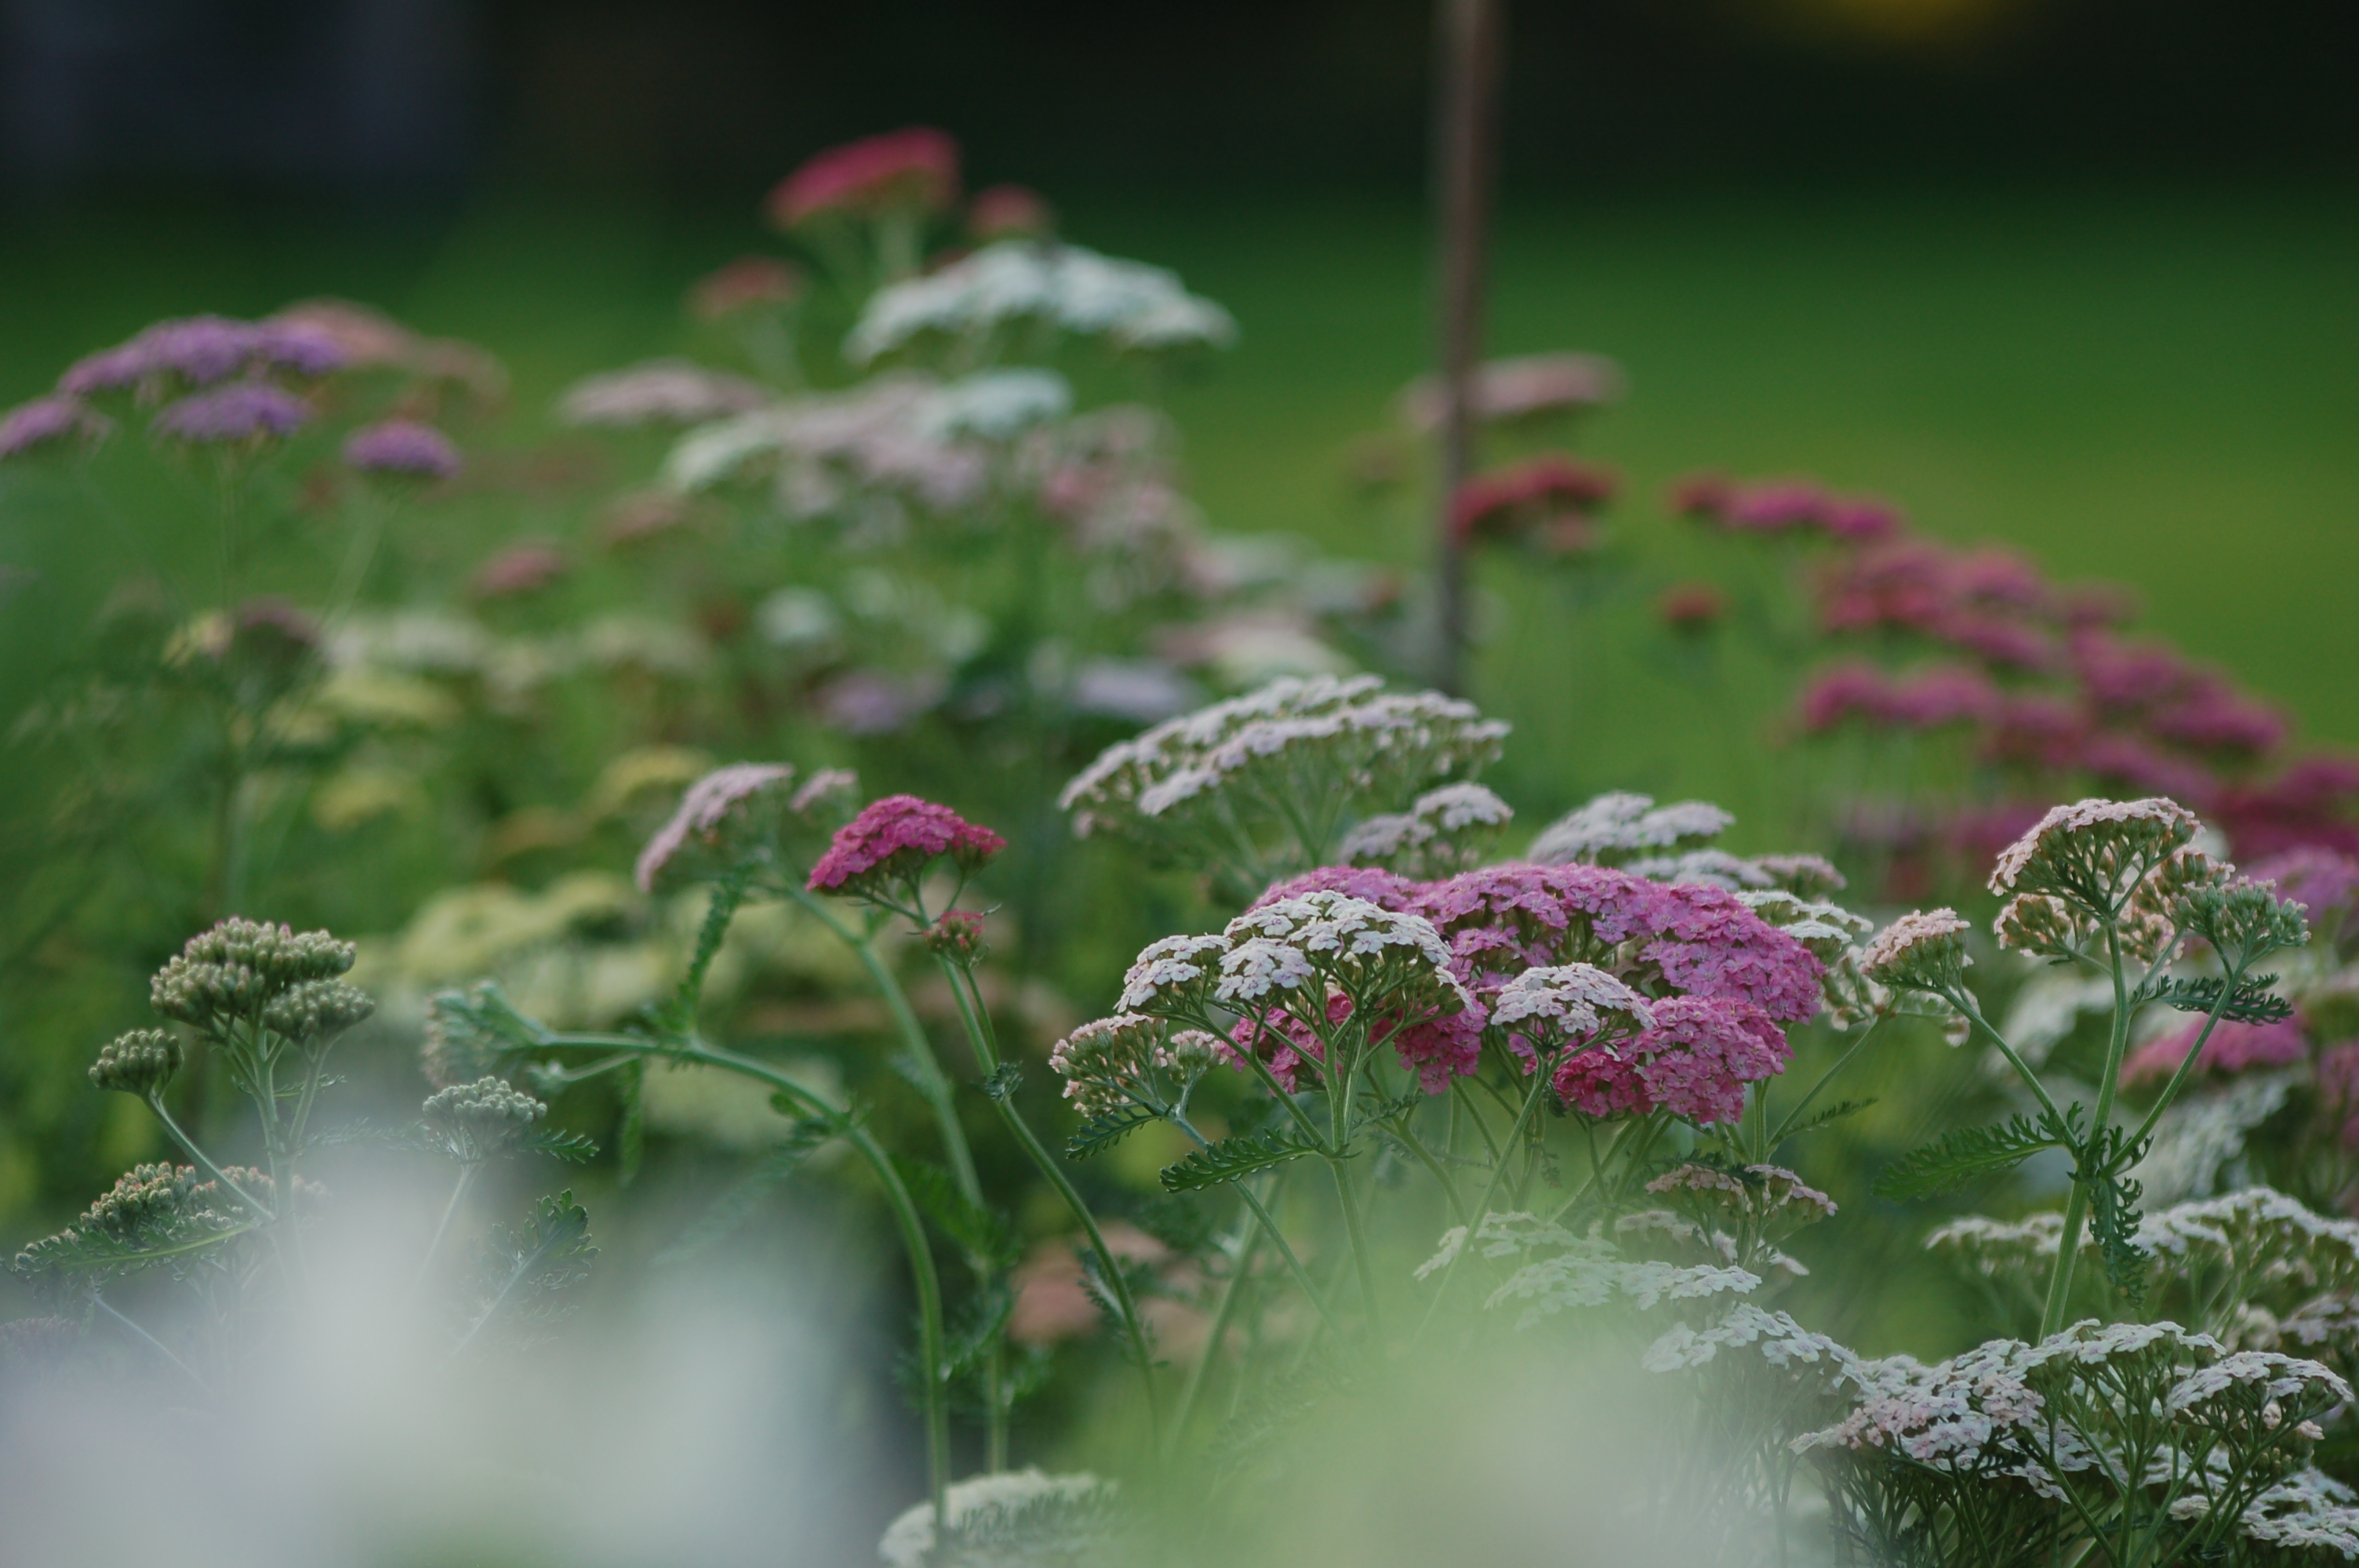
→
(151, 382, 311, 445)
(342, 419, 462, 480)
(807, 794, 1005, 899)
(0, 395, 111, 459)
(1248, 859, 1819, 1116)
(60, 314, 346, 396)
(635, 763, 796, 891)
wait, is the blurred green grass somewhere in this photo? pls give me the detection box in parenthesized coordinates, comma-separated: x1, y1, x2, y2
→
(5, 181, 2353, 816)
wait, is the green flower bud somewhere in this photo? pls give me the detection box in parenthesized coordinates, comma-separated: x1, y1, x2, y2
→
(422, 1076, 547, 1163)
(262, 978, 375, 1045)
(89, 1029, 183, 1097)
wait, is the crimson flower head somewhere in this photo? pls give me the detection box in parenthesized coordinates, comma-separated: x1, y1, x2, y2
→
(1448, 453, 1616, 550)
(766, 128, 961, 228)
(686, 256, 806, 321)
(807, 794, 1005, 905)
(1657, 582, 1727, 633)
(967, 184, 1055, 241)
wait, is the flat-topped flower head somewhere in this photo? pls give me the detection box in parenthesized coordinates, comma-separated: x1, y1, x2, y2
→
(1988, 796, 2203, 916)
(847, 241, 1236, 364)
(59, 313, 348, 398)
(635, 761, 796, 891)
(0, 395, 112, 460)
(1554, 995, 1791, 1126)
(1059, 674, 1507, 891)
(1117, 933, 1233, 1014)
(921, 909, 987, 964)
(2175, 876, 2312, 970)
(767, 126, 960, 229)
(1216, 890, 1466, 1009)
(1049, 1013, 1212, 1117)
(153, 382, 309, 445)
(89, 1029, 184, 1097)
(1738, 891, 1874, 964)
(806, 793, 1005, 906)
(685, 256, 807, 321)
(875, 1468, 1114, 1568)
(1750, 853, 1847, 898)
(421, 1075, 547, 1163)
(343, 418, 460, 481)
(967, 183, 1055, 241)
(1528, 791, 1732, 866)
(260, 978, 375, 1046)
(1649, 1162, 1837, 1224)
(1490, 964, 1654, 1062)
(1336, 782, 1512, 877)
(150, 918, 356, 1031)
(558, 359, 770, 427)
(1859, 908, 1973, 995)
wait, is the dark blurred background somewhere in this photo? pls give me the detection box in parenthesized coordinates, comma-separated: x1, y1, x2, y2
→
(5, 0, 2355, 194)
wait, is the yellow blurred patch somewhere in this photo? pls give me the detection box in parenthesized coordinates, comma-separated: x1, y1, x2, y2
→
(313, 766, 427, 832)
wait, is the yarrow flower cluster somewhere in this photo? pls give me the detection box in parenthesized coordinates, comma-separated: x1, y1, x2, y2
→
(806, 793, 1005, 906)
(421, 1076, 548, 1163)
(1047, 1014, 1217, 1117)
(846, 241, 1238, 364)
(151, 381, 311, 445)
(767, 125, 960, 229)
(1446, 453, 1616, 554)
(341, 418, 463, 481)
(1528, 790, 1732, 866)
(1554, 994, 1791, 1125)
(634, 761, 834, 891)
(88, 1029, 184, 1098)
(874, 1468, 1116, 1568)
(1336, 782, 1512, 877)
(1060, 675, 1509, 888)
(558, 359, 772, 428)
(1859, 908, 1974, 995)
(149, 919, 358, 1035)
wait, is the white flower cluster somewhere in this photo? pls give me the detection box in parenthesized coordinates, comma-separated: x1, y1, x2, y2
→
(556, 358, 769, 426)
(665, 370, 1070, 517)
(2137, 1186, 2359, 1300)
(1489, 963, 1654, 1050)
(2244, 1468, 2359, 1556)
(1060, 676, 1508, 874)
(876, 1468, 1114, 1568)
(1990, 797, 2204, 895)
(1046, 1013, 1216, 1117)
(1337, 782, 1512, 877)
(1737, 890, 1875, 964)
(1644, 1304, 1854, 1374)
(1117, 892, 1471, 1025)
(1528, 791, 1732, 866)
(846, 241, 1238, 365)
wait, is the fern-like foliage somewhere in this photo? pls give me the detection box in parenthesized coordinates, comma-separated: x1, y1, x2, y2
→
(2079, 1124, 2153, 1305)
(893, 1155, 1017, 1272)
(1066, 1105, 1161, 1161)
(1772, 1097, 1878, 1146)
(1872, 1109, 2076, 1201)
(453, 1189, 598, 1352)
(1159, 1127, 1324, 1193)
(525, 1128, 601, 1164)
(652, 864, 752, 1033)
(981, 1064, 1024, 1103)
(2133, 974, 2294, 1026)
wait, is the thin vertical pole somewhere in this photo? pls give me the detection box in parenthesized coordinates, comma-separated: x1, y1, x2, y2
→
(1430, 0, 1505, 696)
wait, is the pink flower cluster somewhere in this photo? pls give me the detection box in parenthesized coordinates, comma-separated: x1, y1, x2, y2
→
(1679, 465, 2358, 877)
(1448, 453, 1616, 552)
(1249, 860, 1819, 1120)
(766, 127, 961, 228)
(1671, 472, 1902, 543)
(1554, 995, 1787, 1124)
(1227, 987, 1488, 1095)
(807, 793, 1005, 897)
(60, 314, 347, 396)
(2120, 1015, 2310, 1087)
(342, 419, 461, 480)
(2249, 846, 2359, 930)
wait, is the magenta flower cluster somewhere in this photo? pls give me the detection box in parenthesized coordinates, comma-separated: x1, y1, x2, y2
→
(807, 794, 1005, 898)
(1250, 860, 1822, 1123)
(1674, 466, 2359, 883)
(2120, 1015, 2309, 1088)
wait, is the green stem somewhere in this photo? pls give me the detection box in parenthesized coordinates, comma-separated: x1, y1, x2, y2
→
(2124, 970, 2244, 1152)
(144, 1093, 274, 1221)
(2040, 924, 2132, 1339)
(411, 1163, 477, 1297)
(1947, 989, 2067, 1127)
(92, 1290, 205, 1392)
(1409, 1064, 1553, 1348)
(1169, 1112, 1341, 1334)
(1330, 1156, 1383, 1337)
(533, 1029, 951, 1521)
(1768, 1018, 1882, 1148)
(1170, 1208, 1264, 1450)
(941, 959, 1164, 1437)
